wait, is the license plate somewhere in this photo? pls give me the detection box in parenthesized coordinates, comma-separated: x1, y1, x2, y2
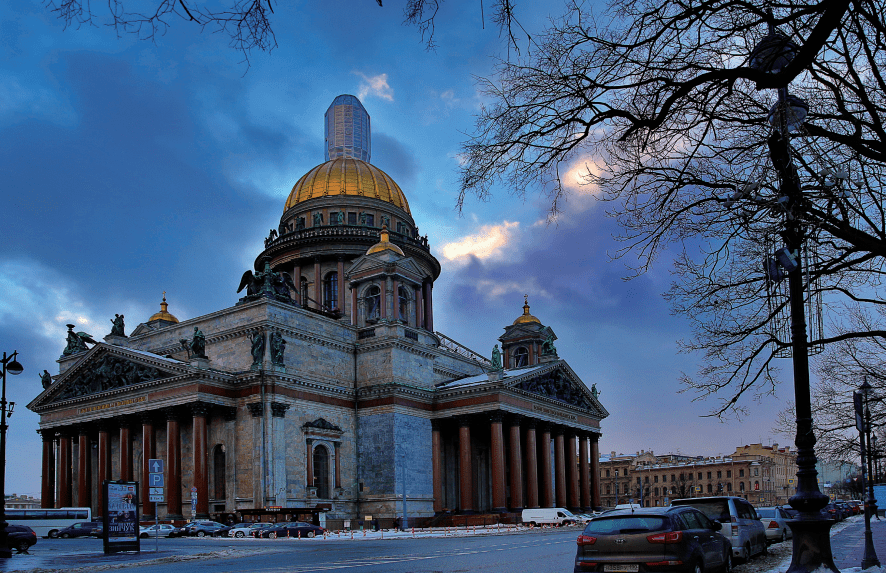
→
(604, 565, 639, 572)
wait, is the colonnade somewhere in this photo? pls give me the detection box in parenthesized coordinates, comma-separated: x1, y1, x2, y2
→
(431, 413, 601, 513)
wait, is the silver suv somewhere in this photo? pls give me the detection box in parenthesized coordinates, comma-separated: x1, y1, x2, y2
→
(671, 496, 767, 562)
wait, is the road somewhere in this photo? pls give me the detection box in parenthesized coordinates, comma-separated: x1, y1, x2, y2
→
(2, 529, 580, 573)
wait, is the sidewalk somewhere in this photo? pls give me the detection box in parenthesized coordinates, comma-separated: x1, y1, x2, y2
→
(831, 514, 886, 570)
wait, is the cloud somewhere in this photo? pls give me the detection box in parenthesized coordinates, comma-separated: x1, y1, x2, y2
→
(440, 221, 520, 265)
(0, 75, 77, 127)
(473, 278, 552, 301)
(354, 72, 394, 101)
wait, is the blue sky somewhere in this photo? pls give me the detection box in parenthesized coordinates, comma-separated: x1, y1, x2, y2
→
(0, 0, 796, 497)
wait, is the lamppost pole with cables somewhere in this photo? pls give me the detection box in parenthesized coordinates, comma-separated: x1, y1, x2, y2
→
(0, 351, 24, 559)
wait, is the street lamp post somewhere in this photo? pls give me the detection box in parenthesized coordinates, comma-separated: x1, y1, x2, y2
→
(749, 18, 837, 573)
(857, 379, 880, 569)
(0, 351, 24, 559)
(614, 469, 619, 506)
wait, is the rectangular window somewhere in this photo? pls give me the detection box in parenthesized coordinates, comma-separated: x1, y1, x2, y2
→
(727, 470, 732, 478)
(348, 212, 357, 225)
(739, 469, 745, 477)
(654, 475, 659, 483)
(707, 472, 712, 480)
(717, 471, 722, 478)
(698, 472, 702, 480)
(366, 214, 375, 227)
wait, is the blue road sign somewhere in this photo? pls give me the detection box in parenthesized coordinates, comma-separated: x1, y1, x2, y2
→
(149, 459, 164, 473)
(148, 473, 164, 487)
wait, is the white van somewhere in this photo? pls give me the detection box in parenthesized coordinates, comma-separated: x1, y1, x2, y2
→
(521, 507, 577, 526)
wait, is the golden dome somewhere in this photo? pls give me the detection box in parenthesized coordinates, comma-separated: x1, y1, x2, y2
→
(513, 295, 541, 325)
(148, 293, 179, 323)
(283, 157, 410, 214)
(366, 226, 405, 256)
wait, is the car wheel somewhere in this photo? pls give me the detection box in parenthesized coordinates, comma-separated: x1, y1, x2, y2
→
(140, 533, 148, 539)
(529, 521, 537, 527)
(235, 531, 245, 538)
(48, 530, 59, 539)
(307, 531, 315, 538)
(60, 533, 70, 539)
(197, 531, 206, 537)
(722, 552, 733, 573)
(269, 532, 277, 539)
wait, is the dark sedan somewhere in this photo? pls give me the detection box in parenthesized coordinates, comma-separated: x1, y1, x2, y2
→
(6, 525, 37, 552)
(183, 521, 227, 537)
(260, 521, 325, 539)
(574, 506, 732, 573)
(57, 521, 101, 538)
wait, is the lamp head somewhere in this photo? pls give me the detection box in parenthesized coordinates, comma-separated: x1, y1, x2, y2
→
(4, 351, 23, 376)
(859, 378, 873, 395)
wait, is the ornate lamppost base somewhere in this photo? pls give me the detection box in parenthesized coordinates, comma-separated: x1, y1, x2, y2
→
(786, 518, 839, 573)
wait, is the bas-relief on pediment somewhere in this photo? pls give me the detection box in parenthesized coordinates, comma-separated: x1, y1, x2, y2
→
(49, 352, 176, 403)
(509, 367, 598, 413)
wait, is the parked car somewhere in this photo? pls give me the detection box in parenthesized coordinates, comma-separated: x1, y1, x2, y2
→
(139, 524, 178, 538)
(671, 496, 767, 563)
(846, 500, 863, 515)
(182, 521, 227, 537)
(260, 522, 325, 539)
(6, 525, 37, 553)
(824, 503, 844, 521)
(57, 521, 101, 538)
(233, 523, 274, 538)
(573, 505, 732, 573)
(521, 507, 579, 527)
(756, 506, 793, 543)
(836, 501, 853, 518)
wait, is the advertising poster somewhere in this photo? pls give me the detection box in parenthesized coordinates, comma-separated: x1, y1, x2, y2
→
(103, 481, 140, 554)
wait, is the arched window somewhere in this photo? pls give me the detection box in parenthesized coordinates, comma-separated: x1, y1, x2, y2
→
(324, 272, 338, 310)
(212, 445, 226, 500)
(739, 481, 745, 492)
(398, 285, 409, 322)
(313, 445, 330, 499)
(514, 346, 530, 367)
(300, 277, 309, 307)
(364, 285, 381, 322)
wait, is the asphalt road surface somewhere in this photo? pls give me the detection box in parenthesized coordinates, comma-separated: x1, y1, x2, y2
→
(5, 529, 580, 573)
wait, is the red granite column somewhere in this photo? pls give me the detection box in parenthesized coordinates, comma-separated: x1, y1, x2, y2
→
(525, 420, 539, 509)
(292, 263, 302, 305)
(392, 278, 400, 321)
(432, 420, 443, 513)
(554, 428, 567, 507)
(567, 433, 579, 510)
(334, 442, 342, 489)
(590, 434, 601, 509)
(166, 411, 183, 518)
(350, 284, 358, 326)
(77, 428, 91, 509)
(40, 430, 55, 508)
(490, 412, 507, 513)
(580, 434, 591, 511)
(192, 404, 209, 518)
(337, 257, 345, 311)
(458, 417, 474, 512)
(58, 432, 72, 508)
(306, 440, 314, 487)
(415, 286, 423, 329)
(313, 259, 321, 309)
(141, 416, 155, 518)
(508, 417, 524, 511)
(97, 424, 110, 516)
(119, 425, 132, 482)
(540, 424, 553, 507)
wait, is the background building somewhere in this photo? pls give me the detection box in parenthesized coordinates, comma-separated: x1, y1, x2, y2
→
(599, 443, 798, 508)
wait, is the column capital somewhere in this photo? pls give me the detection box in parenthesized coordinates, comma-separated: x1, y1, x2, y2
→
(508, 414, 523, 427)
(163, 407, 180, 422)
(431, 419, 443, 431)
(76, 424, 90, 436)
(95, 420, 111, 433)
(36, 428, 54, 441)
(247, 402, 264, 418)
(190, 402, 211, 418)
(525, 418, 537, 430)
(140, 412, 155, 425)
(552, 425, 566, 437)
(271, 401, 290, 418)
(489, 411, 505, 424)
(222, 407, 237, 421)
(456, 415, 472, 428)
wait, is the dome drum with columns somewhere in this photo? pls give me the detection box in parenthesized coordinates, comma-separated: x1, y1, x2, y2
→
(28, 95, 606, 529)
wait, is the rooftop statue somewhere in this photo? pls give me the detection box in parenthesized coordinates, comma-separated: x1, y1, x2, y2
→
(270, 332, 286, 366)
(190, 327, 207, 359)
(541, 333, 557, 356)
(490, 344, 503, 372)
(109, 314, 126, 337)
(249, 331, 265, 367)
(237, 259, 296, 305)
(40, 369, 52, 389)
(63, 324, 97, 356)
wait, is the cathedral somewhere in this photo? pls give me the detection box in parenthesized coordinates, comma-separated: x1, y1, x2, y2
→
(28, 95, 608, 526)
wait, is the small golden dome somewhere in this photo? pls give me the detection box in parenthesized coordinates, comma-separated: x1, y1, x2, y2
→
(366, 226, 405, 256)
(513, 295, 541, 325)
(148, 293, 179, 323)
(283, 157, 410, 214)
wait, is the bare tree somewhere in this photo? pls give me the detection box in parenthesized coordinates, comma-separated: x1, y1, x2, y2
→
(458, 0, 886, 415)
(776, 308, 886, 463)
(44, 0, 521, 61)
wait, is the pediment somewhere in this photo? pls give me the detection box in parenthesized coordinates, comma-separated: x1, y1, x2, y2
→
(346, 254, 425, 281)
(29, 344, 187, 409)
(505, 362, 608, 418)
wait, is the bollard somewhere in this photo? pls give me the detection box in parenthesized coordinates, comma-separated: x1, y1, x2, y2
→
(411, 527, 415, 538)
(351, 530, 354, 539)
(298, 531, 301, 540)
(381, 529, 384, 539)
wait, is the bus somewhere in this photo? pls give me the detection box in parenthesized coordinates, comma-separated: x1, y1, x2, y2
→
(5, 507, 92, 538)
